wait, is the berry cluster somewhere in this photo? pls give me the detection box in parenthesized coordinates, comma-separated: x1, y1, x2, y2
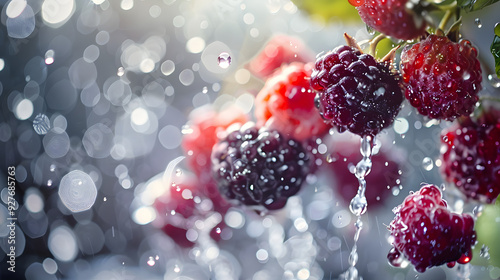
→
(387, 184, 477, 273)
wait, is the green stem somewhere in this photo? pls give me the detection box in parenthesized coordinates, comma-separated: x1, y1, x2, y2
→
(368, 33, 386, 57)
(438, 6, 456, 31)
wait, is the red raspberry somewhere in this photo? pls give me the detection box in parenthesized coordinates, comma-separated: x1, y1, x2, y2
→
(356, 0, 426, 40)
(387, 184, 477, 273)
(440, 108, 500, 203)
(246, 34, 315, 80)
(327, 141, 401, 208)
(255, 62, 329, 141)
(400, 34, 482, 120)
(181, 105, 248, 177)
(311, 44, 403, 137)
(211, 122, 310, 211)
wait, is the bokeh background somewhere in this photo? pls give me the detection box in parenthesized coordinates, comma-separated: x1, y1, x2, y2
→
(1, 0, 500, 279)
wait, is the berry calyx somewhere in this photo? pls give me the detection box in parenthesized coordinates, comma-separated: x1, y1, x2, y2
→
(310, 34, 404, 137)
(440, 108, 500, 203)
(211, 122, 310, 211)
(400, 34, 482, 120)
(255, 62, 329, 141)
(387, 184, 477, 273)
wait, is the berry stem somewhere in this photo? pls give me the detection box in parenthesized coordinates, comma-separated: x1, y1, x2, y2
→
(368, 33, 386, 57)
(437, 5, 457, 31)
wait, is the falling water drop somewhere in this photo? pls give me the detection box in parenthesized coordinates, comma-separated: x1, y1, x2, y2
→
(480, 245, 490, 259)
(422, 157, 434, 171)
(474, 18, 482, 28)
(365, 24, 375, 35)
(217, 52, 231, 69)
(33, 113, 51, 135)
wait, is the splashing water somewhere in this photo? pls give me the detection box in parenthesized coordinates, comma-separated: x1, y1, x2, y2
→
(342, 135, 373, 280)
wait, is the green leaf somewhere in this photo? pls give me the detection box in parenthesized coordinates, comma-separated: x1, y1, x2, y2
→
(491, 34, 500, 79)
(457, 0, 499, 12)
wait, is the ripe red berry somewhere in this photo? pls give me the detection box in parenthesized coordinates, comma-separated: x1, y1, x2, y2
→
(311, 45, 403, 137)
(440, 108, 500, 203)
(181, 105, 249, 177)
(387, 184, 476, 273)
(246, 34, 315, 80)
(400, 35, 482, 120)
(356, 0, 426, 40)
(255, 62, 329, 141)
(211, 122, 310, 211)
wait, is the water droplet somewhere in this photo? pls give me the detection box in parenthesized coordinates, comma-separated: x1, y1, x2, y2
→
(181, 125, 193, 134)
(147, 256, 155, 266)
(45, 49, 55, 65)
(215, 227, 221, 234)
(174, 264, 181, 273)
(175, 169, 182, 176)
(47, 179, 53, 186)
(33, 113, 51, 135)
(422, 157, 434, 171)
(495, 22, 500, 37)
(49, 164, 56, 172)
(117, 67, 125, 76)
(202, 86, 208, 94)
(349, 194, 367, 216)
(217, 52, 231, 69)
(155, 255, 159, 260)
(487, 74, 500, 88)
(474, 18, 482, 28)
(366, 24, 375, 35)
(480, 244, 490, 259)
(355, 159, 372, 179)
(103, 197, 107, 201)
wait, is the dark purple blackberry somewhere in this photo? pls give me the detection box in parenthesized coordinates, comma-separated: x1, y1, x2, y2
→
(311, 45, 404, 136)
(211, 122, 310, 211)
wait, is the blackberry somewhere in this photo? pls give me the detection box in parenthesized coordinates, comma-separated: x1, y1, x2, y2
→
(211, 122, 310, 211)
(388, 184, 477, 273)
(441, 109, 500, 203)
(311, 44, 403, 137)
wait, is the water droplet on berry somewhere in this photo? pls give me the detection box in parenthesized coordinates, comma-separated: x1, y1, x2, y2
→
(147, 256, 156, 266)
(181, 125, 193, 134)
(217, 52, 231, 69)
(365, 24, 375, 35)
(487, 74, 500, 88)
(215, 227, 221, 234)
(422, 157, 434, 171)
(474, 18, 482, 28)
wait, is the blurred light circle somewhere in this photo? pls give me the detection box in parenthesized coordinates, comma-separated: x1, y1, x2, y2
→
(24, 56, 48, 84)
(161, 60, 175, 76)
(83, 45, 100, 63)
(179, 69, 195, 86)
(95, 30, 110, 45)
(17, 128, 41, 158)
(69, 58, 98, 89)
(58, 170, 97, 212)
(53, 114, 68, 131)
(158, 125, 181, 149)
(42, 0, 75, 27)
(6, 0, 27, 18)
(104, 78, 132, 106)
(43, 129, 70, 158)
(43, 258, 58, 274)
(132, 206, 156, 225)
(186, 37, 206, 53)
(201, 41, 232, 74)
(6, 4, 35, 39)
(25, 188, 44, 213)
(82, 123, 114, 158)
(25, 262, 57, 280)
(80, 83, 101, 107)
(14, 98, 33, 120)
(48, 226, 78, 262)
(15, 164, 28, 183)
